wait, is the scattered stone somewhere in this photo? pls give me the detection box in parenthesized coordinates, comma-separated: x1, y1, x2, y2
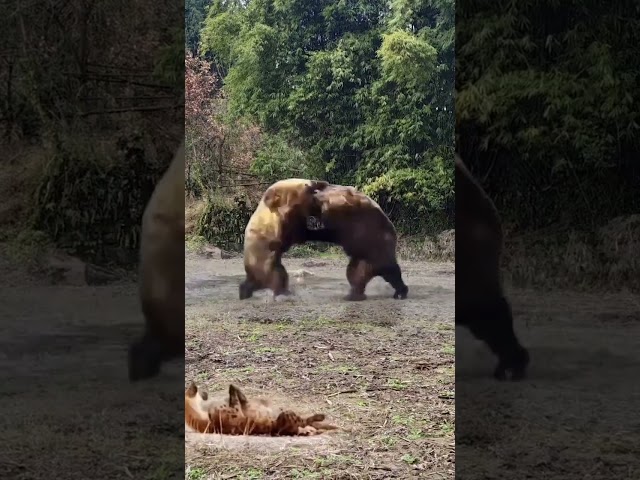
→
(302, 260, 327, 268)
(200, 245, 236, 259)
(292, 269, 314, 278)
(220, 250, 234, 259)
(44, 252, 122, 286)
(202, 245, 222, 258)
(85, 263, 122, 285)
(46, 252, 86, 286)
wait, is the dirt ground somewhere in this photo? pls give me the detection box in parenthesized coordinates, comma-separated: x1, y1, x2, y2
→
(456, 287, 640, 480)
(185, 252, 456, 479)
(4, 242, 634, 480)
(0, 247, 184, 480)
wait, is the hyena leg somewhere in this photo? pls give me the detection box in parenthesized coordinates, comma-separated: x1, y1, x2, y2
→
(273, 411, 305, 436)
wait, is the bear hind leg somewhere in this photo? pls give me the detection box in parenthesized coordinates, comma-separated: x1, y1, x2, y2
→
(128, 333, 163, 381)
(239, 268, 261, 300)
(345, 258, 372, 301)
(269, 262, 292, 298)
(239, 278, 258, 299)
(460, 296, 530, 381)
(128, 304, 183, 382)
(376, 263, 408, 299)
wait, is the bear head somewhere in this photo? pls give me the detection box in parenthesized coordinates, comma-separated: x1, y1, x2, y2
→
(262, 178, 330, 219)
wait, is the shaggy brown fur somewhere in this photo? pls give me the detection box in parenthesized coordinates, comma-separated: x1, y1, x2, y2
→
(128, 142, 185, 382)
(306, 184, 408, 301)
(185, 382, 339, 436)
(240, 178, 330, 299)
(455, 154, 529, 380)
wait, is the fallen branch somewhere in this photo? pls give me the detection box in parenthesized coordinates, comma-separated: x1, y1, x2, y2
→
(78, 105, 182, 116)
(326, 386, 402, 397)
(216, 182, 272, 188)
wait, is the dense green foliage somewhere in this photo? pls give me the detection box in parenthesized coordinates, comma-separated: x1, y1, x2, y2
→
(0, 1, 184, 264)
(33, 134, 162, 263)
(457, 1, 640, 232)
(193, 0, 455, 236)
(195, 197, 254, 251)
(186, 0, 213, 55)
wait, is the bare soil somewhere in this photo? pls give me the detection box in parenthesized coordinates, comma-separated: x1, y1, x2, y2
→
(456, 288, 640, 480)
(185, 253, 455, 479)
(0, 246, 184, 480)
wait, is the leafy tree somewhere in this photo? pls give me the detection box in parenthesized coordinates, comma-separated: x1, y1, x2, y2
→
(198, 0, 455, 234)
(456, 0, 640, 231)
(186, 0, 213, 55)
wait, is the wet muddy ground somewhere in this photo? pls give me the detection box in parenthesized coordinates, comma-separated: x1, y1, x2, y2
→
(185, 253, 456, 479)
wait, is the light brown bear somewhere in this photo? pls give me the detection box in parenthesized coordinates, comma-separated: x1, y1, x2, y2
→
(307, 184, 409, 301)
(128, 142, 185, 382)
(239, 178, 329, 299)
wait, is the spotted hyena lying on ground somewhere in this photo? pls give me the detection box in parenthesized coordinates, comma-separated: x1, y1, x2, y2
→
(185, 382, 339, 436)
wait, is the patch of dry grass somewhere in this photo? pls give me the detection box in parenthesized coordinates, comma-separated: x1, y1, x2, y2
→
(503, 216, 640, 292)
(186, 197, 208, 237)
(0, 142, 47, 230)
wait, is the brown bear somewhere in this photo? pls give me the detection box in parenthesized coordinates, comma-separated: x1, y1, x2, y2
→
(128, 142, 185, 382)
(455, 154, 529, 380)
(306, 184, 408, 301)
(239, 178, 330, 300)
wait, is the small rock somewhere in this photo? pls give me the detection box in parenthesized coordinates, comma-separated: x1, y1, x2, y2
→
(302, 260, 327, 268)
(202, 245, 222, 258)
(85, 263, 121, 285)
(292, 269, 314, 278)
(45, 252, 87, 286)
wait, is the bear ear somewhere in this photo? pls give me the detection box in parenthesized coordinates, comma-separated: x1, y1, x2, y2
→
(307, 180, 330, 195)
(263, 187, 280, 208)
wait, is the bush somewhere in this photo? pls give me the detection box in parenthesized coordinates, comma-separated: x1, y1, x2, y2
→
(195, 196, 254, 252)
(32, 133, 161, 264)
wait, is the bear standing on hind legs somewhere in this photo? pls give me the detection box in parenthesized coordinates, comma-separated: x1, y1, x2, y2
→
(128, 142, 185, 382)
(308, 184, 408, 301)
(455, 154, 529, 380)
(239, 178, 330, 300)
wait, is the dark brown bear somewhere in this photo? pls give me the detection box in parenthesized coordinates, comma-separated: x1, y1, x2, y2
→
(455, 154, 529, 380)
(307, 184, 408, 301)
(128, 142, 185, 382)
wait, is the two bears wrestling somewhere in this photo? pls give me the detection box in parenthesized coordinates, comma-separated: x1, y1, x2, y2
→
(127, 149, 529, 384)
(239, 178, 409, 302)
